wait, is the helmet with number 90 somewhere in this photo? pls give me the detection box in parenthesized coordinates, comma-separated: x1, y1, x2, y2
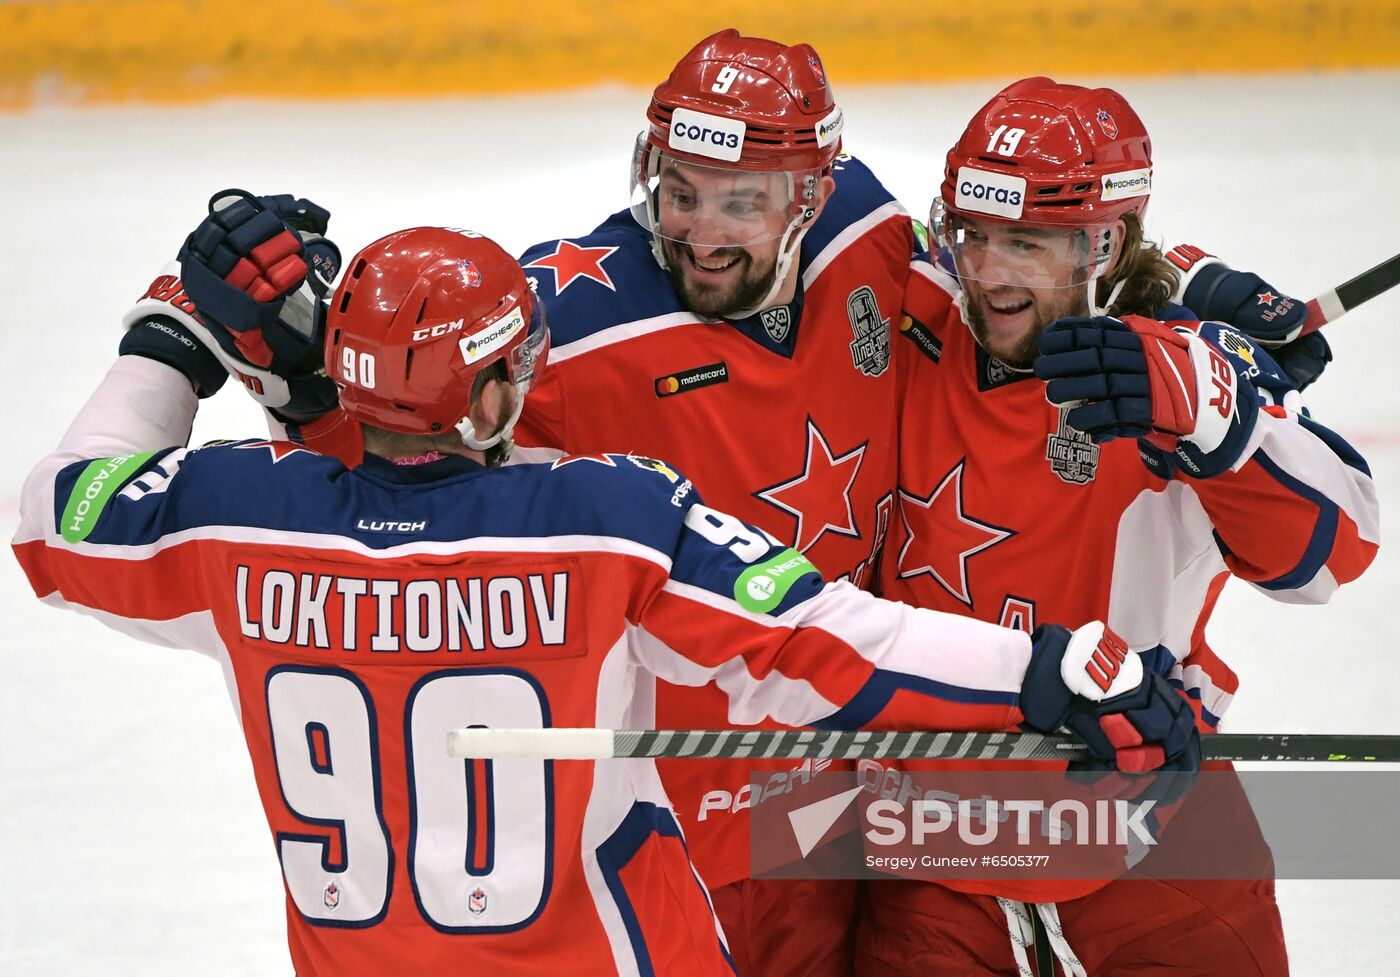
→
(324, 227, 549, 449)
(934, 77, 1153, 294)
(630, 29, 845, 316)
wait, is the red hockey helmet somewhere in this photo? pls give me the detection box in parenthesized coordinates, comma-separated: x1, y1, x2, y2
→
(324, 227, 549, 444)
(934, 78, 1154, 291)
(642, 28, 844, 173)
(940, 77, 1152, 227)
(630, 30, 845, 311)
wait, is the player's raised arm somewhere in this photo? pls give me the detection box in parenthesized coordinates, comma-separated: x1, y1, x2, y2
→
(1166, 243, 1332, 391)
(1035, 315, 1379, 604)
(623, 476, 1198, 775)
(14, 354, 221, 652)
(164, 188, 367, 464)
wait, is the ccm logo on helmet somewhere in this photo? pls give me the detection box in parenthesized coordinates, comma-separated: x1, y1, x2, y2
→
(668, 107, 746, 163)
(412, 319, 466, 342)
(955, 166, 1027, 220)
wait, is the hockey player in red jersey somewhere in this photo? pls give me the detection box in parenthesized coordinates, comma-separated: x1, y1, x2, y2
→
(857, 78, 1380, 976)
(506, 30, 915, 975)
(13, 216, 1199, 976)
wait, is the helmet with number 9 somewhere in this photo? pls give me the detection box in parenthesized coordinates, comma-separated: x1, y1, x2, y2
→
(324, 227, 549, 449)
(630, 29, 846, 316)
(641, 28, 843, 173)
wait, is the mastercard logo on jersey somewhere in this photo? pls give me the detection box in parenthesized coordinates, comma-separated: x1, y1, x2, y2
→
(654, 360, 729, 398)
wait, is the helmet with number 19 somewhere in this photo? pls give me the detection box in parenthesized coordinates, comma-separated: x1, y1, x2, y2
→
(630, 28, 846, 319)
(933, 77, 1154, 367)
(325, 227, 549, 461)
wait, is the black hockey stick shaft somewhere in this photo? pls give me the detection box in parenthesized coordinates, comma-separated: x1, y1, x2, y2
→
(448, 728, 1400, 762)
(1301, 250, 1400, 335)
(614, 730, 1399, 763)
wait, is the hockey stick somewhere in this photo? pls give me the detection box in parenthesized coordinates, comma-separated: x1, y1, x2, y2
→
(446, 728, 1400, 763)
(1300, 249, 1400, 336)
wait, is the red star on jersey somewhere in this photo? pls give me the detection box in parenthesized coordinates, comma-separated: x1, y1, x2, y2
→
(756, 419, 865, 554)
(896, 459, 1014, 608)
(550, 453, 618, 470)
(1256, 291, 1278, 307)
(526, 240, 620, 294)
(234, 440, 317, 463)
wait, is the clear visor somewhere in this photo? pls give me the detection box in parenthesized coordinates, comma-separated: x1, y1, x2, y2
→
(630, 133, 821, 248)
(932, 199, 1116, 291)
(507, 296, 550, 396)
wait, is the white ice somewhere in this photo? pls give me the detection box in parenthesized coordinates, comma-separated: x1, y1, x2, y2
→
(2, 73, 1397, 975)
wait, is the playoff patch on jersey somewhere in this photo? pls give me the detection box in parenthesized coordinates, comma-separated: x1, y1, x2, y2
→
(1045, 406, 1100, 484)
(847, 286, 891, 377)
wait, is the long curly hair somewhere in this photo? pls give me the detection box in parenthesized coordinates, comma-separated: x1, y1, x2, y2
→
(1099, 212, 1180, 318)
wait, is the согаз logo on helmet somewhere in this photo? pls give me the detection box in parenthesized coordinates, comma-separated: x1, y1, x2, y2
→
(954, 166, 1028, 219)
(667, 108, 746, 162)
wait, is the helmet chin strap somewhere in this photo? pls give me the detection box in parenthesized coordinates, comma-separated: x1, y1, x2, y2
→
(1090, 274, 1128, 317)
(724, 214, 811, 321)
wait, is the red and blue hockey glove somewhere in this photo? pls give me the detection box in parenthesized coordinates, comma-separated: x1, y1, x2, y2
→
(1020, 622, 1200, 777)
(1170, 244, 1330, 390)
(176, 189, 341, 421)
(1034, 315, 1260, 478)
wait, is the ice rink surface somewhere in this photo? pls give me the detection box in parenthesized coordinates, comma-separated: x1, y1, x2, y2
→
(2, 72, 1397, 975)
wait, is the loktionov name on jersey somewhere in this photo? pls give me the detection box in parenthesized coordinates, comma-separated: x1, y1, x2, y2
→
(234, 565, 569, 653)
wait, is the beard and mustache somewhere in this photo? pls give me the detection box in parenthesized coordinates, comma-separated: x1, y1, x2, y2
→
(964, 282, 1087, 370)
(660, 237, 780, 321)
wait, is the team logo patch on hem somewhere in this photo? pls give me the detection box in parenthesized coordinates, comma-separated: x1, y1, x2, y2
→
(60, 451, 157, 543)
(735, 548, 817, 614)
(655, 361, 729, 398)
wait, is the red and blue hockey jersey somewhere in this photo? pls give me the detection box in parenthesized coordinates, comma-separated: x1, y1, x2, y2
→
(513, 155, 915, 888)
(14, 355, 1037, 977)
(878, 257, 1380, 903)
